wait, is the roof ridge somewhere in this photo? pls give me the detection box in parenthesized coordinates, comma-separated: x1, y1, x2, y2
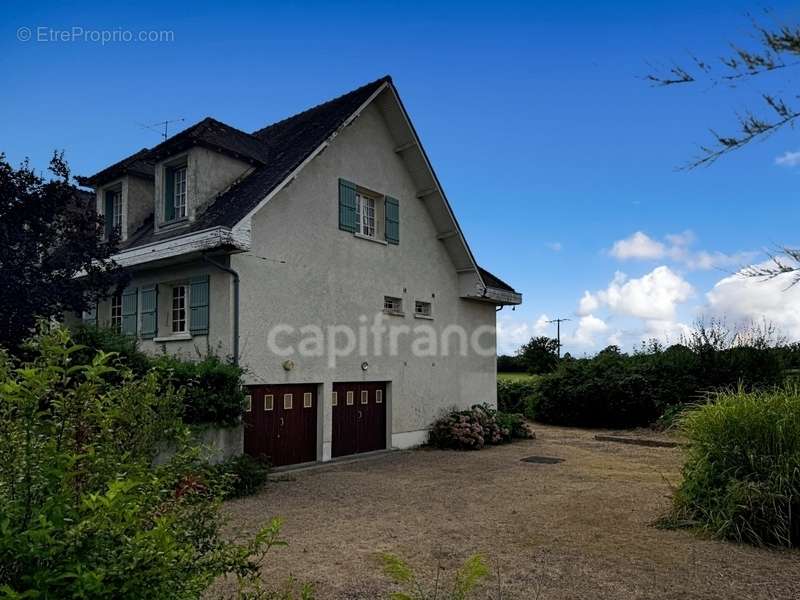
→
(252, 75, 391, 140)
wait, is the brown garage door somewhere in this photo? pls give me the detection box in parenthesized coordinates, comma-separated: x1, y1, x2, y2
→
(243, 384, 317, 467)
(332, 381, 387, 458)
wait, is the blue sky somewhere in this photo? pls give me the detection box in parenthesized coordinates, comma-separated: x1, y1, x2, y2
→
(2, 0, 800, 355)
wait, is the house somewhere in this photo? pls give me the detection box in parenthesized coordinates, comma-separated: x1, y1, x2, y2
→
(78, 76, 521, 466)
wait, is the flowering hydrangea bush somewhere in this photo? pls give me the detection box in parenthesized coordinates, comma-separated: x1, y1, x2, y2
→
(428, 404, 530, 450)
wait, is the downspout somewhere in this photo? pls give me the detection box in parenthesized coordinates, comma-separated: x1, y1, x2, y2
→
(202, 254, 239, 366)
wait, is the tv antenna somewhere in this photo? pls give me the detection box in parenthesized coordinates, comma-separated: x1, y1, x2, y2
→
(547, 317, 571, 358)
(137, 117, 186, 141)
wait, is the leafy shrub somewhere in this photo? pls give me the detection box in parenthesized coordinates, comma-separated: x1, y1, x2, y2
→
(217, 454, 270, 499)
(532, 327, 788, 428)
(73, 323, 151, 375)
(428, 405, 530, 450)
(496, 379, 537, 413)
(497, 354, 525, 372)
(380, 553, 490, 600)
(152, 354, 245, 427)
(0, 324, 293, 598)
(664, 386, 800, 547)
(495, 411, 534, 440)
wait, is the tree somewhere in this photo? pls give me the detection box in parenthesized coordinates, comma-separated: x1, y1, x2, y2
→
(648, 11, 800, 281)
(0, 152, 126, 350)
(518, 336, 560, 374)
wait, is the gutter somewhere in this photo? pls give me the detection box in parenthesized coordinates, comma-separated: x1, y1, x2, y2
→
(202, 254, 240, 366)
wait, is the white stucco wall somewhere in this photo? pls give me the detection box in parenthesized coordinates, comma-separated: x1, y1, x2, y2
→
(232, 101, 498, 457)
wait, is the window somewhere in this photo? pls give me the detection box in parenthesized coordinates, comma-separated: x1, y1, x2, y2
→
(244, 395, 252, 412)
(331, 392, 338, 407)
(264, 395, 274, 411)
(384, 296, 403, 315)
(303, 392, 313, 408)
(355, 192, 376, 237)
(112, 191, 123, 229)
(171, 285, 187, 333)
(346, 391, 354, 405)
(415, 301, 432, 317)
(283, 394, 293, 410)
(361, 390, 368, 404)
(110, 294, 123, 332)
(376, 389, 383, 404)
(173, 166, 187, 219)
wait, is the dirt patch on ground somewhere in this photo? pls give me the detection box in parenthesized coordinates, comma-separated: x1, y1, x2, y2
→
(220, 425, 800, 599)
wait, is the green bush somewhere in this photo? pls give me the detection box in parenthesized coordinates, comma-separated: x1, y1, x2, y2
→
(665, 386, 800, 547)
(380, 553, 490, 600)
(428, 405, 530, 450)
(72, 326, 245, 427)
(0, 324, 292, 598)
(217, 454, 270, 499)
(496, 379, 537, 413)
(152, 354, 245, 427)
(532, 334, 788, 428)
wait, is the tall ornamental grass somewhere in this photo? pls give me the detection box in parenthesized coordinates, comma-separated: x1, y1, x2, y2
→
(668, 386, 800, 547)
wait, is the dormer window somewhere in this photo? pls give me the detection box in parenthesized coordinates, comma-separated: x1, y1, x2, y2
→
(103, 187, 123, 238)
(164, 162, 188, 222)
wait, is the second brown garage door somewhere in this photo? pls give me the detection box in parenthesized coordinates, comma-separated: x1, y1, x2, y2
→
(332, 381, 387, 458)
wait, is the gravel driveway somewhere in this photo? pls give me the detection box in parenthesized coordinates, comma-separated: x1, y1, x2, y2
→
(220, 425, 800, 599)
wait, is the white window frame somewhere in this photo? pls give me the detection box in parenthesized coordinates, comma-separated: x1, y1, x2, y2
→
(264, 394, 274, 411)
(355, 192, 376, 238)
(331, 392, 338, 407)
(173, 165, 187, 219)
(111, 189, 123, 230)
(110, 294, 123, 332)
(303, 392, 313, 408)
(171, 285, 188, 333)
(244, 395, 252, 412)
(415, 301, 432, 318)
(384, 296, 403, 315)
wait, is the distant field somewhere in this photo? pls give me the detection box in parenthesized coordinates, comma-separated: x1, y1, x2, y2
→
(497, 372, 539, 383)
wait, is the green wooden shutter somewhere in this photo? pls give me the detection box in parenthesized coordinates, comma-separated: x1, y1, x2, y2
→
(121, 287, 138, 336)
(385, 196, 400, 244)
(104, 191, 114, 238)
(164, 167, 175, 222)
(189, 275, 209, 335)
(82, 304, 98, 326)
(338, 178, 357, 232)
(140, 285, 158, 339)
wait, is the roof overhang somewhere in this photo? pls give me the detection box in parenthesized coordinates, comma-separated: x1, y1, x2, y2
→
(111, 226, 249, 269)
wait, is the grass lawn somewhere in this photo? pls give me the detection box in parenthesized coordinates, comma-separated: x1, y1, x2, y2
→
(497, 371, 539, 383)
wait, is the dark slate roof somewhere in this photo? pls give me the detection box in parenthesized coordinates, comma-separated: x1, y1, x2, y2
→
(79, 147, 154, 186)
(121, 76, 391, 249)
(478, 266, 518, 293)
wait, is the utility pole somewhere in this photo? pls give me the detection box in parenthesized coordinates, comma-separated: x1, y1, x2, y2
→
(547, 317, 571, 358)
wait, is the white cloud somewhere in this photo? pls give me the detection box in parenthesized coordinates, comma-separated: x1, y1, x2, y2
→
(775, 151, 800, 167)
(610, 231, 665, 260)
(577, 291, 599, 316)
(706, 266, 800, 339)
(545, 241, 563, 252)
(642, 319, 692, 343)
(496, 313, 551, 354)
(580, 266, 693, 321)
(609, 230, 756, 271)
(571, 314, 609, 347)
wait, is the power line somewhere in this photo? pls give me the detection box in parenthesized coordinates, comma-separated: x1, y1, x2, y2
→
(547, 317, 571, 358)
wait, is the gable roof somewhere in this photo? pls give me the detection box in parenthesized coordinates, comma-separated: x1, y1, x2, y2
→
(88, 76, 518, 300)
(79, 147, 154, 186)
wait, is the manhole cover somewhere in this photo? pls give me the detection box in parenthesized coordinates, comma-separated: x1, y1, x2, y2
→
(521, 456, 564, 464)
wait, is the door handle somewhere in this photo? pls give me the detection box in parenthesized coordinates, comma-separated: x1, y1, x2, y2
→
(280, 417, 284, 426)
(358, 410, 362, 419)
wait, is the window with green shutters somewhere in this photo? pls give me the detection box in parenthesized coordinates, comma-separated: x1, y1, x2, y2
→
(339, 179, 400, 244)
(189, 275, 210, 335)
(121, 287, 138, 336)
(140, 285, 158, 339)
